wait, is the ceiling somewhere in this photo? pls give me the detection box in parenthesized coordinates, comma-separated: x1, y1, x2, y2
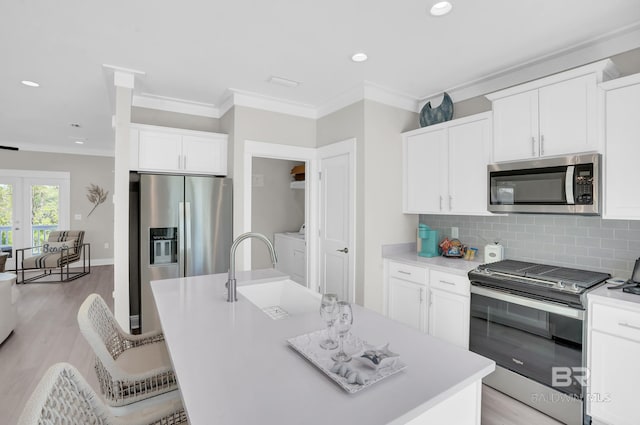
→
(1, 0, 639, 155)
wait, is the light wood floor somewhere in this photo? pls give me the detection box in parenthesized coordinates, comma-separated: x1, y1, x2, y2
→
(0, 265, 561, 424)
(0, 266, 113, 424)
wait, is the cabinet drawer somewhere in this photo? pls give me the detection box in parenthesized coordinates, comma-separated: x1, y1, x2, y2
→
(429, 270, 470, 296)
(591, 303, 640, 342)
(388, 262, 427, 284)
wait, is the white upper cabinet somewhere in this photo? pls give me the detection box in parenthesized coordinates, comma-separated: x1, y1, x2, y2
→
(600, 73, 640, 220)
(487, 59, 618, 163)
(130, 124, 228, 175)
(403, 112, 491, 215)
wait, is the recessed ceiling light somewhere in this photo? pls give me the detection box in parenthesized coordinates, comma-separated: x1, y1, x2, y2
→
(430, 1, 453, 16)
(351, 52, 368, 62)
(74, 140, 85, 145)
(21, 80, 40, 87)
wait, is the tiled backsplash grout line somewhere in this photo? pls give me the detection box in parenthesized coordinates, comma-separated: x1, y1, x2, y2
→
(419, 214, 640, 279)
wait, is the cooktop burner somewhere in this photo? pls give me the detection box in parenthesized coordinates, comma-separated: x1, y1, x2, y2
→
(479, 259, 610, 289)
(469, 259, 611, 308)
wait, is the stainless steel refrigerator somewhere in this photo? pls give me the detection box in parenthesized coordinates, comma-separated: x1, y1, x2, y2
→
(129, 173, 232, 333)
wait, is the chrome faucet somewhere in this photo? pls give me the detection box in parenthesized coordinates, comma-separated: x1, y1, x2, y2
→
(226, 232, 278, 302)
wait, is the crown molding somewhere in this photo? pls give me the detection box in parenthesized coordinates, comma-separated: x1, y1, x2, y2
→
(419, 21, 640, 108)
(316, 82, 419, 118)
(227, 89, 317, 119)
(132, 93, 220, 118)
(316, 85, 364, 119)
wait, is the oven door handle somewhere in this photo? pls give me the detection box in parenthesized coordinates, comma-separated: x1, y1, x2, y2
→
(471, 285, 584, 320)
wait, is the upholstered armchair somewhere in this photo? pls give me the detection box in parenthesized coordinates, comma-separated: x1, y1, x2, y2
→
(0, 252, 8, 272)
(14, 230, 90, 284)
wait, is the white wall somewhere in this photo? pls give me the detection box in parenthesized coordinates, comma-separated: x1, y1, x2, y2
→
(0, 151, 115, 262)
(362, 100, 419, 312)
(251, 157, 305, 269)
(230, 106, 316, 271)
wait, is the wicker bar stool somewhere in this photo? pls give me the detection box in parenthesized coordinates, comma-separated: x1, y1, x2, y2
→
(77, 294, 179, 407)
(18, 362, 187, 425)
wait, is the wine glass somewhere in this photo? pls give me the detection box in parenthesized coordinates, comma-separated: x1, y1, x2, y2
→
(319, 293, 338, 349)
(331, 301, 354, 362)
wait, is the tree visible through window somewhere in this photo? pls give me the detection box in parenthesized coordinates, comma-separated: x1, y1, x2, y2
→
(0, 184, 12, 247)
(31, 184, 59, 247)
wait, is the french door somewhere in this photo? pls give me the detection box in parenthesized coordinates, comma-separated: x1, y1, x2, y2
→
(0, 171, 70, 270)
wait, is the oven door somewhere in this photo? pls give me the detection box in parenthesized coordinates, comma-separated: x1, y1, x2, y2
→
(470, 285, 585, 397)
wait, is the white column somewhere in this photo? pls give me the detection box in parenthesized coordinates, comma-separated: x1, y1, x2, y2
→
(112, 71, 133, 330)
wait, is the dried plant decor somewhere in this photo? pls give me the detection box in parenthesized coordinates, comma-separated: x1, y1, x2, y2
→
(86, 184, 108, 217)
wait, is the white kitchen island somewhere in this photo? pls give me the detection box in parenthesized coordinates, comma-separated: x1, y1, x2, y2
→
(152, 270, 495, 425)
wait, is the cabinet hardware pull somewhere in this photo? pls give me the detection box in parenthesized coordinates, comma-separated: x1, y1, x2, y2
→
(619, 322, 640, 331)
(440, 280, 455, 286)
(439, 196, 443, 211)
(429, 290, 432, 306)
(184, 156, 187, 169)
(531, 137, 536, 156)
(178, 155, 182, 169)
(540, 135, 545, 156)
(449, 195, 453, 210)
(420, 288, 424, 302)
(397, 270, 411, 275)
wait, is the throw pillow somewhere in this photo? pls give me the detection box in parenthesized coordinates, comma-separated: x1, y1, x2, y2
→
(43, 238, 77, 254)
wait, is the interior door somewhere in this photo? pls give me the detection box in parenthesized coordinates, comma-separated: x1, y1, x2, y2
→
(318, 141, 354, 301)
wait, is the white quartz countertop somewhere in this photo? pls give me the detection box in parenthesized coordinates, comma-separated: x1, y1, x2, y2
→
(588, 280, 640, 309)
(384, 251, 483, 277)
(152, 270, 495, 425)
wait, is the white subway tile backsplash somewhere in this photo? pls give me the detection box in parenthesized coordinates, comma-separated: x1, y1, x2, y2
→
(419, 213, 640, 276)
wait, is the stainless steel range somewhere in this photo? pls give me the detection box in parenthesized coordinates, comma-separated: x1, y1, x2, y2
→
(468, 260, 610, 425)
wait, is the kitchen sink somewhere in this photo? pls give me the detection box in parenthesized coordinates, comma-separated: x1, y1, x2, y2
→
(237, 279, 320, 319)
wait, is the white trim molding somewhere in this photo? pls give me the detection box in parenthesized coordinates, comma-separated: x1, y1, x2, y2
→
(132, 93, 220, 118)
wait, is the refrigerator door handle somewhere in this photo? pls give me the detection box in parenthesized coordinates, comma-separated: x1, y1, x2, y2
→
(178, 202, 186, 277)
(184, 201, 192, 276)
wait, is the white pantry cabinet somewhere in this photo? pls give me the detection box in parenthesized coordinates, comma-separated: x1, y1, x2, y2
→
(384, 259, 471, 349)
(587, 294, 640, 425)
(600, 73, 640, 220)
(486, 59, 618, 162)
(130, 124, 228, 175)
(403, 112, 491, 215)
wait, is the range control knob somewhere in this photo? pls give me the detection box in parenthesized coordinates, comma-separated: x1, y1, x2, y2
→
(557, 281, 565, 289)
(572, 283, 580, 291)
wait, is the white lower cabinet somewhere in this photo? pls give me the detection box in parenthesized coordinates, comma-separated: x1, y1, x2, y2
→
(428, 287, 470, 349)
(388, 277, 427, 332)
(385, 260, 470, 348)
(587, 298, 640, 425)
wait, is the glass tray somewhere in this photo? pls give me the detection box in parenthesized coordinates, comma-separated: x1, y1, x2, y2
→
(287, 329, 407, 394)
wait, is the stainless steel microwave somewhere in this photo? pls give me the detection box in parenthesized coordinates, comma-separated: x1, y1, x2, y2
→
(488, 153, 601, 215)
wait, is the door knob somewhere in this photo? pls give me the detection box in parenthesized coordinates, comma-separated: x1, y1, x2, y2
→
(336, 247, 349, 253)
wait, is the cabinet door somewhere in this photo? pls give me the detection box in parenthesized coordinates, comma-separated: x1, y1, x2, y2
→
(138, 130, 182, 171)
(589, 330, 639, 425)
(604, 82, 640, 219)
(388, 277, 426, 332)
(428, 288, 469, 349)
(182, 135, 227, 175)
(538, 74, 597, 157)
(448, 117, 490, 214)
(492, 90, 538, 162)
(403, 129, 446, 213)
